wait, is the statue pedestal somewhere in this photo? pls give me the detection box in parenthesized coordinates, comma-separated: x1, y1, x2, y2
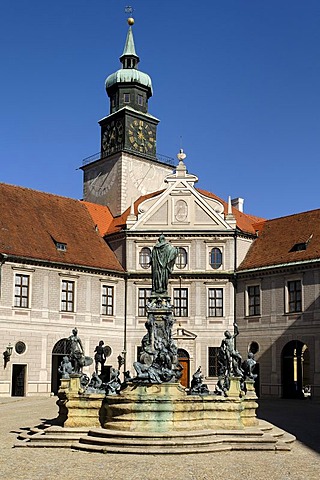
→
(241, 380, 259, 427)
(228, 376, 242, 397)
(56, 374, 105, 428)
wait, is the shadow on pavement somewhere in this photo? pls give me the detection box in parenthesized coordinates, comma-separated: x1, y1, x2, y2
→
(257, 398, 320, 453)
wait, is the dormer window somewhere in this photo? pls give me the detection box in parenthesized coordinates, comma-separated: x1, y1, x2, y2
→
(56, 242, 67, 252)
(290, 242, 307, 252)
(51, 236, 67, 252)
(290, 234, 313, 252)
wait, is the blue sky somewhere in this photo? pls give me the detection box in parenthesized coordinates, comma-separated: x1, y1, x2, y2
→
(1, 1, 320, 219)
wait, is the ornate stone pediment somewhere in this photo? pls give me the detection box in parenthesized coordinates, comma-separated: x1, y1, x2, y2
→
(128, 160, 232, 231)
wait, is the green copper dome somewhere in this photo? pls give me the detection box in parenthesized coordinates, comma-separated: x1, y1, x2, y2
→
(105, 23, 153, 96)
(105, 69, 153, 94)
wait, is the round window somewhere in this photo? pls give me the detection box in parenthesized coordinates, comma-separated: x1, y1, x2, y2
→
(209, 248, 222, 269)
(15, 341, 26, 355)
(249, 341, 259, 355)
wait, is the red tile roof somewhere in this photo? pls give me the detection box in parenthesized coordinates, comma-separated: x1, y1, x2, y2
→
(238, 209, 320, 271)
(0, 183, 124, 272)
(197, 189, 264, 235)
(106, 190, 165, 234)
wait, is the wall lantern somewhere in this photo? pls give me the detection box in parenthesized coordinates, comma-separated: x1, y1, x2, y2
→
(3, 343, 13, 368)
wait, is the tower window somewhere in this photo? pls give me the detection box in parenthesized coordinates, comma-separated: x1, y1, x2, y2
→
(137, 94, 143, 106)
(124, 58, 133, 68)
(123, 93, 130, 103)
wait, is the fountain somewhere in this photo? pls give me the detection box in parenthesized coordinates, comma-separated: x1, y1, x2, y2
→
(16, 235, 294, 452)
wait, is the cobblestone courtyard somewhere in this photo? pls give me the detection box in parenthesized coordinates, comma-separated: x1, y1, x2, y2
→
(1, 396, 319, 480)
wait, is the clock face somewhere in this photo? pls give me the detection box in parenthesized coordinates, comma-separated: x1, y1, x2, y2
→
(102, 119, 124, 155)
(128, 119, 155, 154)
(88, 166, 117, 197)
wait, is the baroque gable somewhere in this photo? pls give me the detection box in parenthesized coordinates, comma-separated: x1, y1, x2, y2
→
(127, 158, 233, 232)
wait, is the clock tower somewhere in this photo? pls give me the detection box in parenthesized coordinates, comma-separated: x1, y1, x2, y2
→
(81, 17, 173, 216)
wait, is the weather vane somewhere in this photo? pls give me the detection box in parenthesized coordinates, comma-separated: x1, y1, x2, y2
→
(125, 6, 134, 15)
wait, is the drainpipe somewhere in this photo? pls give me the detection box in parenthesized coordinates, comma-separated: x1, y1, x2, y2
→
(233, 230, 238, 349)
(123, 274, 128, 375)
(0, 254, 8, 299)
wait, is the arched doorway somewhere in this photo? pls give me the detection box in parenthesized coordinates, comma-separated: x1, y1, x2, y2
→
(282, 340, 310, 399)
(51, 338, 69, 395)
(178, 348, 190, 388)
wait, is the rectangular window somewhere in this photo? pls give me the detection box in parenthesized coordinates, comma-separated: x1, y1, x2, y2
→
(173, 288, 188, 317)
(137, 94, 143, 106)
(14, 274, 30, 308)
(138, 288, 152, 316)
(208, 346, 219, 377)
(61, 280, 75, 312)
(208, 288, 223, 317)
(102, 285, 114, 316)
(247, 285, 260, 316)
(123, 93, 130, 103)
(287, 280, 302, 313)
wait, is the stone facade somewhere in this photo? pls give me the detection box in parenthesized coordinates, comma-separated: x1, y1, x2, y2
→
(236, 263, 320, 398)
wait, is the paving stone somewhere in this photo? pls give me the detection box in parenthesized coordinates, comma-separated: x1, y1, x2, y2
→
(1, 396, 320, 480)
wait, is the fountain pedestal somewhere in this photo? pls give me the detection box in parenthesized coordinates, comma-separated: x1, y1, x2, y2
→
(103, 380, 258, 432)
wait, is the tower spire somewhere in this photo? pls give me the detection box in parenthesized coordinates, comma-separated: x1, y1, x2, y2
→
(120, 18, 140, 69)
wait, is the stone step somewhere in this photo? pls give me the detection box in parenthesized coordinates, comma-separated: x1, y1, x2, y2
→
(88, 427, 264, 439)
(72, 440, 281, 454)
(78, 432, 276, 448)
(14, 420, 295, 453)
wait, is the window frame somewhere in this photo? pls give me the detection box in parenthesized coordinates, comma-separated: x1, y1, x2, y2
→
(175, 247, 188, 270)
(208, 288, 224, 317)
(208, 346, 219, 377)
(139, 247, 151, 270)
(61, 279, 76, 313)
(14, 273, 30, 308)
(246, 284, 261, 317)
(286, 279, 302, 314)
(138, 288, 152, 317)
(101, 285, 115, 316)
(209, 247, 223, 269)
(173, 288, 188, 317)
(123, 92, 130, 103)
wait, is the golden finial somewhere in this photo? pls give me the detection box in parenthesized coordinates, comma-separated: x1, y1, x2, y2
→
(127, 17, 135, 26)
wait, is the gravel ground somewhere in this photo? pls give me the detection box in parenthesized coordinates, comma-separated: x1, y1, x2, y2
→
(0, 396, 319, 480)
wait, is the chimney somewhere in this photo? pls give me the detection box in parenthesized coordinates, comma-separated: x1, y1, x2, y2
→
(231, 197, 244, 213)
